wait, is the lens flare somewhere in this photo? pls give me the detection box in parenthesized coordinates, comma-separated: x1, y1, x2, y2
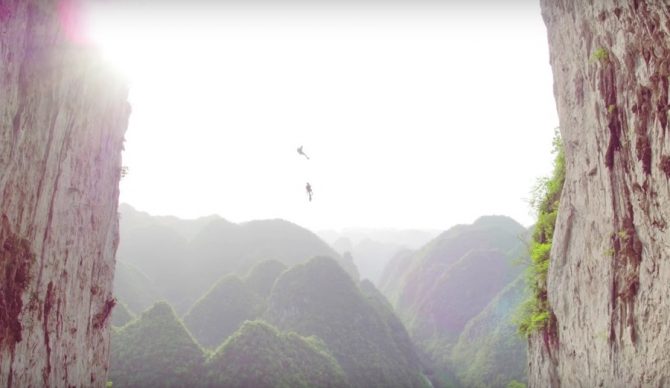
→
(57, 0, 91, 45)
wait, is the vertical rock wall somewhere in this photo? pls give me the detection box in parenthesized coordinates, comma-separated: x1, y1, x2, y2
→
(0, 1, 129, 386)
(532, 1, 670, 386)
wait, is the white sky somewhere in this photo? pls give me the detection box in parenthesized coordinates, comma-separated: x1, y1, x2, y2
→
(85, 1, 558, 231)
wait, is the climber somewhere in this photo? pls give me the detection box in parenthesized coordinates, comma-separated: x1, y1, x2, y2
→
(297, 145, 310, 160)
(306, 182, 313, 202)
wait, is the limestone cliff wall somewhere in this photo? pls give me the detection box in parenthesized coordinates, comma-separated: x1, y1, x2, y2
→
(0, 1, 129, 386)
(531, 1, 670, 387)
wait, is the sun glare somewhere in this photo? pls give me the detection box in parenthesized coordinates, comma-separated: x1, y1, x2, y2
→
(82, 2, 558, 230)
(84, 5, 142, 80)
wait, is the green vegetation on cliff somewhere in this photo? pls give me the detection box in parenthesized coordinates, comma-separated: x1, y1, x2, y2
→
(516, 131, 565, 335)
(206, 320, 347, 388)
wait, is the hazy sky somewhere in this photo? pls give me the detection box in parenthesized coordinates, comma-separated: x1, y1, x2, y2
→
(86, 1, 558, 231)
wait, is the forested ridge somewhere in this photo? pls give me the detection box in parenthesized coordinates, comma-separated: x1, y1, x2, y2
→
(111, 211, 532, 387)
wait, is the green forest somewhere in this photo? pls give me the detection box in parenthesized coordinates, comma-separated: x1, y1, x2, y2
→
(108, 204, 552, 387)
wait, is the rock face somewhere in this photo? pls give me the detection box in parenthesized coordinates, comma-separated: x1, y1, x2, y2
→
(532, 1, 670, 386)
(0, 1, 129, 386)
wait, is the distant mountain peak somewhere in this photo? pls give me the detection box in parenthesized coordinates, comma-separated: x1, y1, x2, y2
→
(472, 215, 524, 230)
(119, 202, 224, 223)
(142, 300, 177, 320)
(266, 255, 426, 388)
(378, 215, 529, 387)
(116, 207, 357, 315)
(109, 301, 205, 387)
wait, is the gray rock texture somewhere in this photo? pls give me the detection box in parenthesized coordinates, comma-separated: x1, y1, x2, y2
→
(532, 1, 670, 387)
(0, 1, 129, 386)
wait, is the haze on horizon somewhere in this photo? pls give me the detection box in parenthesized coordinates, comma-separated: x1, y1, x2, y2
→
(86, 0, 558, 231)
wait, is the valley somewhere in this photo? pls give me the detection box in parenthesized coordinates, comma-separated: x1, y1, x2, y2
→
(111, 205, 530, 387)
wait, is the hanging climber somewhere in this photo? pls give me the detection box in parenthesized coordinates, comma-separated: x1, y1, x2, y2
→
(306, 182, 313, 202)
(297, 145, 310, 160)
